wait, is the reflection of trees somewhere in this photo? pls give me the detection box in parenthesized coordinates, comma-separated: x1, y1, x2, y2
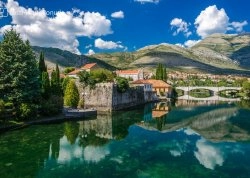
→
(0, 124, 63, 178)
(64, 122, 79, 145)
(79, 130, 109, 147)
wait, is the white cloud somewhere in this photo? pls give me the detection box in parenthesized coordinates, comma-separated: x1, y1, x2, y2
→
(86, 49, 95, 55)
(184, 40, 201, 48)
(194, 5, 229, 38)
(194, 139, 224, 170)
(0, 0, 113, 54)
(134, 0, 160, 4)
(85, 44, 92, 49)
(170, 18, 192, 37)
(111, 11, 124, 19)
(229, 21, 248, 32)
(95, 38, 124, 49)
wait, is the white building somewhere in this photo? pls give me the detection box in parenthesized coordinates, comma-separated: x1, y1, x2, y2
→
(116, 69, 144, 81)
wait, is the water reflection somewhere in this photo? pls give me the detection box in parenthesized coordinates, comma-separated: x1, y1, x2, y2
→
(1, 101, 250, 177)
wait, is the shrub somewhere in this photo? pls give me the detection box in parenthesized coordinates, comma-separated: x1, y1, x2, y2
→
(18, 103, 38, 120)
(0, 99, 5, 120)
(116, 77, 129, 93)
(64, 80, 79, 108)
(40, 95, 63, 116)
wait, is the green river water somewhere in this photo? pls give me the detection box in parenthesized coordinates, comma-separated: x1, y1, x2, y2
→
(1, 100, 250, 178)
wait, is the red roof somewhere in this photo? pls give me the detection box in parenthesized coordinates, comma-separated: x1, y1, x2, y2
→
(132, 79, 172, 88)
(116, 70, 140, 74)
(81, 63, 97, 69)
(67, 69, 82, 75)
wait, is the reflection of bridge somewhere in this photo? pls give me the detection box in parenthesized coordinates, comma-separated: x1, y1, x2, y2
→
(176, 86, 241, 101)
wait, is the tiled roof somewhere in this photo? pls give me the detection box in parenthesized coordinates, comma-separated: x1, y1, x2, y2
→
(116, 70, 140, 74)
(81, 63, 97, 69)
(67, 69, 82, 75)
(132, 79, 171, 88)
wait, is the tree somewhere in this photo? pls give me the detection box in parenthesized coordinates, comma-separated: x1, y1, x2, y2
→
(0, 29, 40, 110)
(38, 51, 46, 73)
(242, 81, 250, 99)
(155, 63, 166, 80)
(62, 76, 71, 94)
(64, 80, 79, 108)
(116, 77, 129, 93)
(50, 67, 62, 96)
(41, 72, 50, 99)
(64, 67, 75, 74)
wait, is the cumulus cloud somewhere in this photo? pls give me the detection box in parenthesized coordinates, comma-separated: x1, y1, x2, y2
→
(194, 5, 229, 38)
(134, 0, 160, 4)
(194, 5, 248, 38)
(228, 21, 248, 32)
(184, 40, 201, 48)
(111, 10, 124, 19)
(0, 0, 113, 54)
(170, 18, 192, 37)
(95, 38, 124, 49)
(86, 49, 95, 55)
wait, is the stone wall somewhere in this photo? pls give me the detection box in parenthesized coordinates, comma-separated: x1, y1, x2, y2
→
(76, 81, 150, 111)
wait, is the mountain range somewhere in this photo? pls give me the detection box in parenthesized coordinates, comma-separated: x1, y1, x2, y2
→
(32, 33, 250, 76)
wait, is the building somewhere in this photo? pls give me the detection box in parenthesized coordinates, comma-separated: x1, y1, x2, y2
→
(67, 63, 100, 78)
(131, 80, 157, 102)
(82, 63, 100, 72)
(116, 69, 144, 81)
(133, 79, 172, 98)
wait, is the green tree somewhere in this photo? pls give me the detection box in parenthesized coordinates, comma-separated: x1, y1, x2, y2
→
(41, 72, 50, 99)
(51, 68, 62, 96)
(64, 80, 79, 108)
(0, 99, 5, 120)
(38, 51, 46, 73)
(62, 76, 71, 94)
(242, 81, 250, 99)
(64, 67, 75, 74)
(0, 29, 40, 114)
(116, 77, 129, 93)
(155, 63, 166, 80)
(64, 122, 79, 145)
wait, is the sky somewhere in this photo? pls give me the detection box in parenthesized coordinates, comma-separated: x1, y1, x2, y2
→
(0, 0, 249, 55)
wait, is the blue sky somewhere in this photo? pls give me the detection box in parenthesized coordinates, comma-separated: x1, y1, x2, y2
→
(0, 0, 249, 54)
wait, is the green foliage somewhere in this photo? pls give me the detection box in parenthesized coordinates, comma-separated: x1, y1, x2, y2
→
(50, 67, 62, 96)
(64, 67, 75, 74)
(78, 69, 115, 89)
(64, 80, 79, 108)
(90, 69, 114, 82)
(18, 103, 38, 120)
(242, 81, 250, 99)
(0, 99, 5, 120)
(78, 98, 85, 108)
(40, 95, 63, 116)
(41, 72, 50, 99)
(0, 29, 40, 109)
(116, 77, 129, 93)
(155, 63, 167, 81)
(62, 76, 71, 94)
(38, 51, 46, 73)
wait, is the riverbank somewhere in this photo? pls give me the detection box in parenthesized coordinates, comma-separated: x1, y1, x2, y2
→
(0, 109, 97, 134)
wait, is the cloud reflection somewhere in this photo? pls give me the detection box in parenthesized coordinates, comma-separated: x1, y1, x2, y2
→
(194, 139, 224, 170)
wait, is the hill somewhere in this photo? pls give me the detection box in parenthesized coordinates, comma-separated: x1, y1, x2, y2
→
(32, 46, 116, 71)
(32, 33, 250, 76)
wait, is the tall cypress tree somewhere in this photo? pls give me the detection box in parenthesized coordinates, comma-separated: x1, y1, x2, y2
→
(0, 29, 40, 105)
(41, 71, 50, 99)
(64, 80, 79, 108)
(38, 52, 46, 73)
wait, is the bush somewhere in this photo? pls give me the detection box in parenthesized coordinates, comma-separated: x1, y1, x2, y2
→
(18, 103, 38, 120)
(64, 80, 79, 108)
(116, 77, 129, 93)
(0, 99, 5, 120)
(40, 95, 63, 116)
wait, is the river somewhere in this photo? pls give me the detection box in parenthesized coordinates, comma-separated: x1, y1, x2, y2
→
(1, 100, 250, 178)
